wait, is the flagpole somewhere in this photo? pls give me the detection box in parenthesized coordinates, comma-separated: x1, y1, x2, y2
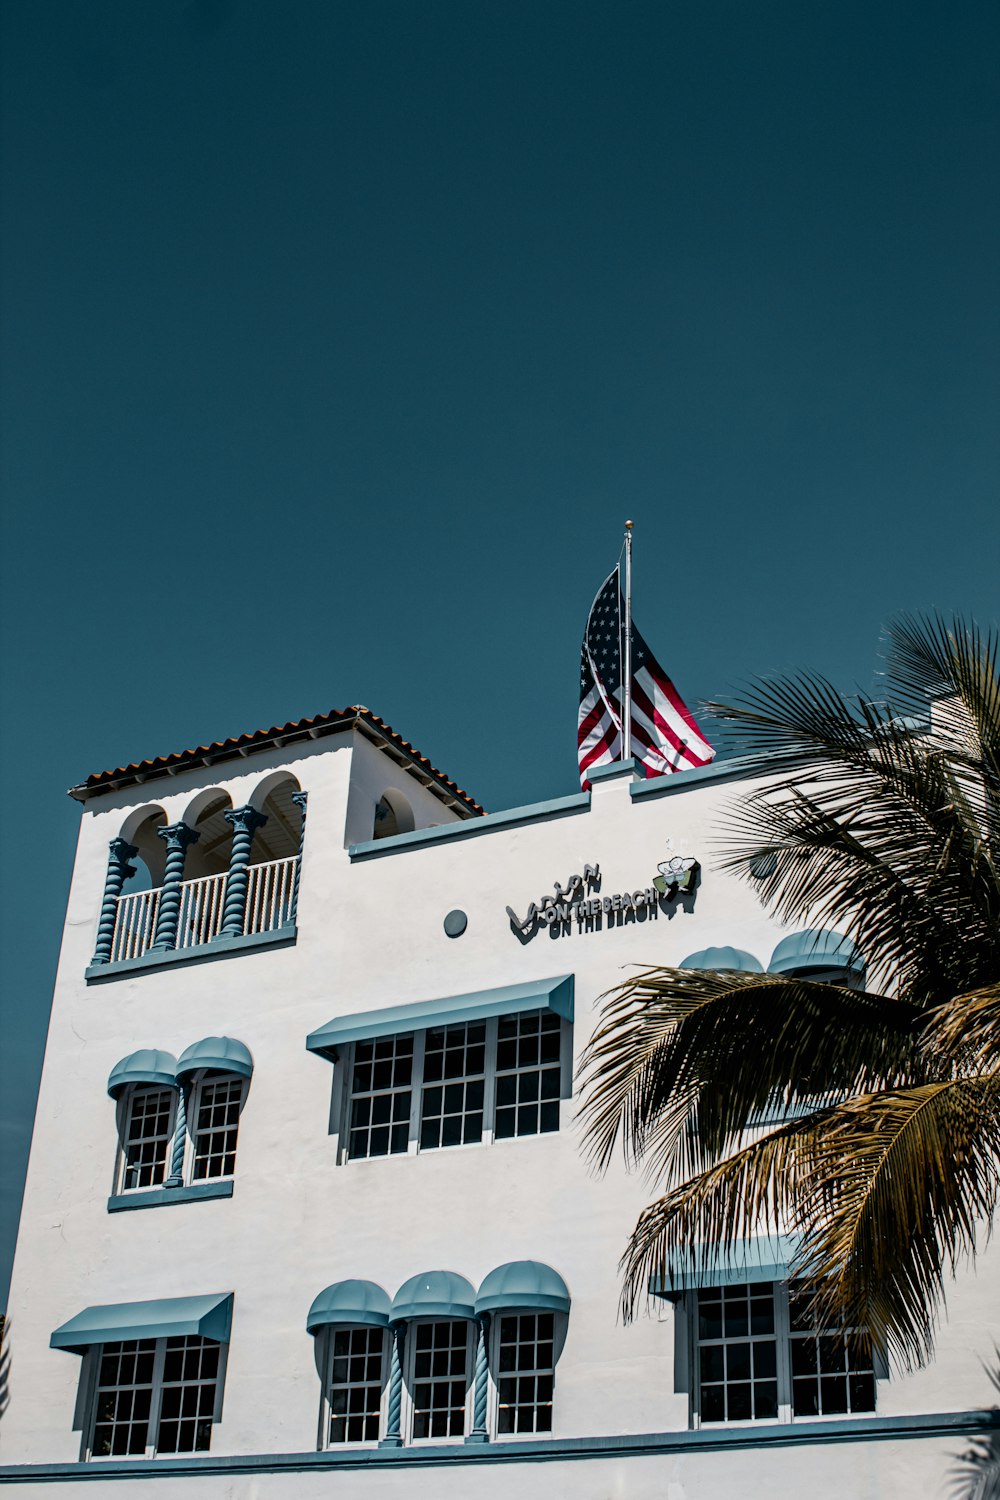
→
(623, 519, 633, 761)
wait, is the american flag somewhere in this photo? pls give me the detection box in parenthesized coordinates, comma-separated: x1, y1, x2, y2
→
(577, 568, 715, 787)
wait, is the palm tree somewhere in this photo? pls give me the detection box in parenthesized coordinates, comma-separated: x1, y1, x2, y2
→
(580, 614, 1000, 1370)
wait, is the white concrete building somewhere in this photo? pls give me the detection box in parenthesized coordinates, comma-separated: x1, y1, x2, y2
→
(1, 704, 997, 1497)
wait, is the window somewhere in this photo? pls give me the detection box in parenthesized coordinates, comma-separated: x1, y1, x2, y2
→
(190, 1077, 244, 1181)
(495, 1312, 554, 1434)
(787, 1285, 876, 1416)
(325, 1326, 387, 1444)
(87, 1336, 223, 1459)
(348, 1035, 414, 1159)
(410, 1320, 473, 1439)
(495, 1012, 562, 1139)
(691, 1281, 877, 1426)
(120, 1089, 175, 1191)
(343, 1010, 568, 1162)
(114, 1074, 247, 1198)
(420, 1023, 486, 1149)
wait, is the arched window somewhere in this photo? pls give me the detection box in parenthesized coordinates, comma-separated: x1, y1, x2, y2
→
(373, 789, 415, 840)
(306, 1280, 392, 1447)
(107, 1050, 179, 1194)
(769, 929, 865, 987)
(107, 1039, 253, 1206)
(476, 1261, 570, 1436)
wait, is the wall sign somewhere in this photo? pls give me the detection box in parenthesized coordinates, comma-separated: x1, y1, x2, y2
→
(506, 851, 699, 939)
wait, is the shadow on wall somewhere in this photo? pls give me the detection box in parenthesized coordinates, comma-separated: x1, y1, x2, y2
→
(0, 1315, 10, 1422)
(951, 1358, 1000, 1498)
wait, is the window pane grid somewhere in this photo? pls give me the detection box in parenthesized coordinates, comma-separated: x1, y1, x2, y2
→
(496, 1312, 554, 1433)
(697, 1283, 779, 1423)
(327, 1326, 385, 1444)
(411, 1320, 471, 1438)
(191, 1078, 243, 1181)
(121, 1089, 174, 1190)
(420, 1024, 486, 1150)
(90, 1336, 220, 1459)
(348, 1035, 414, 1160)
(156, 1337, 220, 1453)
(92, 1340, 156, 1456)
(788, 1288, 876, 1417)
(494, 1011, 561, 1140)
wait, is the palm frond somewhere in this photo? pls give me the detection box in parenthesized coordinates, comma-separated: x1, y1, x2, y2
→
(949, 1353, 1000, 1500)
(797, 1076, 1000, 1369)
(579, 967, 922, 1182)
(618, 1112, 828, 1320)
(705, 640, 1000, 1002)
(923, 986, 1000, 1073)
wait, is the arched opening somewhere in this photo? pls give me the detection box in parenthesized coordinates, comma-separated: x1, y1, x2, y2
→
(242, 773, 303, 933)
(118, 806, 168, 893)
(170, 790, 233, 950)
(373, 788, 415, 841)
(248, 772, 303, 864)
(181, 789, 234, 881)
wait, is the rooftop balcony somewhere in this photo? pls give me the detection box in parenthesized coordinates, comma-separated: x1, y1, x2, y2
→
(109, 855, 300, 963)
(87, 772, 305, 980)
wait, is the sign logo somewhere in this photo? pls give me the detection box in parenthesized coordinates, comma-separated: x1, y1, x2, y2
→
(506, 849, 699, 939)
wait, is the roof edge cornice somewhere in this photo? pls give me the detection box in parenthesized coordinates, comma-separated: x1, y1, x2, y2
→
(68, 707, 484, 817)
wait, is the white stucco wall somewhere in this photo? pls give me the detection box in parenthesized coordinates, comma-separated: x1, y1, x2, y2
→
(2, 737, 998, 1496)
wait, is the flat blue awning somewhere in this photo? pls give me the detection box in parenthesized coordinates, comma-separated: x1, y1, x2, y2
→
(51, 1293, 234, 1353)
(650, 1236, 801, 1301)
(306, 975, 574, 1059)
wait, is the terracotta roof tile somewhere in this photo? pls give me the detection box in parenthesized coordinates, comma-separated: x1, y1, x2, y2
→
(70, 706, 484, 816)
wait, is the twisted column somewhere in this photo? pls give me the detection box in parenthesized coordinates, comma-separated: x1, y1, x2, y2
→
(91, 838, 137, 965)
(219, 806, 268, 938)
(468, 1312, 491, 1443)
(150, 823, 200, 952)
(289, 791, 308, 924)
(165, 1083, 189, 1188)
(379, 1323, 406, 1447)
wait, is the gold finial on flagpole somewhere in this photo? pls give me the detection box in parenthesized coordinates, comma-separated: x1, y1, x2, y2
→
(625, 518, 633, 530)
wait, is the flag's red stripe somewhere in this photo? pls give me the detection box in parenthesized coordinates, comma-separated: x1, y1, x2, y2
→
(632, 676, 713, 766)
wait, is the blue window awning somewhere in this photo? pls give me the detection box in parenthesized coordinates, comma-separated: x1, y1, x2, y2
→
(107, 1049, 178, 1098)
(176, 1036, 254, 1082)
(391, 1271, 477, 1322)
(769, 929, 864, 977)
(307, 1280, 391, 1335)
(306, 975, 574, 1059)
(650, 1236, 801, 1301)
(476, 1261, 571, 1315)
(680, 947, 764, 973)
(51, 1293, 234, 1353)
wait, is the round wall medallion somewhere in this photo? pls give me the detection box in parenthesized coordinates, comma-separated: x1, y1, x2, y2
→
(443, 909, 468, 938)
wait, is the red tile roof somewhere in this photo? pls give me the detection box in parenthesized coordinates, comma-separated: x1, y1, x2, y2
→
(69, 706, 485, 816)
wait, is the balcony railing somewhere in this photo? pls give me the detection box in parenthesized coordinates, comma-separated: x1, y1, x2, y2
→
(111, 888, 161, 964)
(109, 856, 299, 964)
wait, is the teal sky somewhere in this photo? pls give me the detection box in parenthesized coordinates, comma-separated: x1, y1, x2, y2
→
(1, 0, 997, 1305)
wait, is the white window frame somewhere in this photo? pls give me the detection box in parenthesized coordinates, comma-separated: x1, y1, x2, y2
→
(686, 1280, 882, 1429)
(404, 1318, 475, 1444)
(184, 1072, 247, 1184)
(115, 1087, 177, 1196)
(334, 1012, 572, 1163)
(79, 1335, 228, 1462)
(488, 1308, 558, 1438)
(316, 1323, 390, 1449)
